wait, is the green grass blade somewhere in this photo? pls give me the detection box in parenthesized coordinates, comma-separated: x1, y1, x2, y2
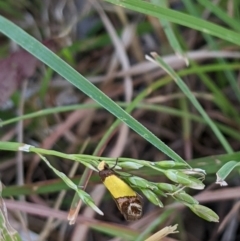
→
(151, 0, 186, 59)
(149, 53, 233, 153)
(182, 0, 240, 104)
(0, 15, 187, 164)
(2, 62, 240, 128)
(105, 0, 240, 46)
(198, 0, 240, 32)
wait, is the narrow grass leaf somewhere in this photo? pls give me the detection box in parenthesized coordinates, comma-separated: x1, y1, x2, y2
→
(105, 0, 240, 46)
(0, 15, 188, 165)
(148, 53, 233, 154)
(151, 0, 187, 63)
(198, 0, 240, 32)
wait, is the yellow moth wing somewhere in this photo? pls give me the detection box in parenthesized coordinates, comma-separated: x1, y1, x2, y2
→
(103, 175, 136, 198)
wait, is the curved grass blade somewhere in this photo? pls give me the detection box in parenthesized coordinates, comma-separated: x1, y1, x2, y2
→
(216, 160, 240, 186)
(147, 53, 233, 154)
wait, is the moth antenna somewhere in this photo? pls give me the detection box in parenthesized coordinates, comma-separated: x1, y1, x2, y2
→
(111, 158, 119, 170)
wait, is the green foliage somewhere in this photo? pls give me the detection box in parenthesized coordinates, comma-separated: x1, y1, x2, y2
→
(0, 142, 218, 222)
(0, 0, 240, 239)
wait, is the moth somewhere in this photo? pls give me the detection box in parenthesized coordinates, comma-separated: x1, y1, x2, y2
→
(98, 160, 143, 221)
